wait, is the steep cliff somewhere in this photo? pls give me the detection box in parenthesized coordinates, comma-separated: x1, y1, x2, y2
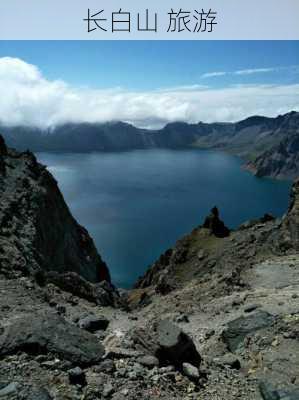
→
(0, 134, 110, 283)
(246, 133, 299, 180)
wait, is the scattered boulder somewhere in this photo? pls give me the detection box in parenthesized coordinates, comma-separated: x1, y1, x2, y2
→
(222, 311, 275, 352)
(103, 382, 114, 398)
(259, 381, 299, 400)
(105, 348, 143, 360)
(94, 359, 115, 373)
(131, 320, 201, 370)
(0, 382, 19, 397)
(175, 314, 190, 324)
(68, 367, 86, 386)
(203, 207, 230, 238)
(182, 362, 200, 381)
(244, 303, 261, 313)
(29, 388, 53, 400)
(213, 354, 241, 370)
(78, 315, 109, 332)
(0, 312, 105, 366)
(137, 355, 159, 368)
(156, 320, 201, 368)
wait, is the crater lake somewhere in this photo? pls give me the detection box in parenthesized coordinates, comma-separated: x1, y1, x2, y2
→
(37, 149, 292, 288)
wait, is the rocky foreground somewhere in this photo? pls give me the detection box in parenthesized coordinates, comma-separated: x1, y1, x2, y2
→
(1, 135, 299, 399)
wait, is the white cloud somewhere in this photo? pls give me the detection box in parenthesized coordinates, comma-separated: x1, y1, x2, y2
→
(202, 65, 299, 79)
(0, 57, 298, 129)
(201, 71, 227, 79)
(234, 67, 276, 75)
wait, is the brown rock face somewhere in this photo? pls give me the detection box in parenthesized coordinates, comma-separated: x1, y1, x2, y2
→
(0, 137, 110, 283)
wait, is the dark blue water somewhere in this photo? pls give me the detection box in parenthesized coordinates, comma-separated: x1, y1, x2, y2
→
(37, 149, 291, 288)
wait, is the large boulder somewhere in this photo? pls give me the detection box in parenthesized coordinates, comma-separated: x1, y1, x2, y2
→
(0, 311, 105, 366)
(132, 320, 201, 369)
(78, 314, 109, 332)
(222, 310, 275, 352)
(156, 320, 201, 368)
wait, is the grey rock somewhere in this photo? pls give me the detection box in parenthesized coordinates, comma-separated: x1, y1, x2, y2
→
(103, 382, 114, 398)
(213, 354, 241, 369)
(204, 329, 215, 339)
(40, 360, 60, 369)
(259, 382, 299, 400)
(105, 348, 143, 360)
(156, 319, 201, 368)
(68, 367, 86, 386)
(0, 312, 104, 366)
(95, 359, 115, 373)
(244, 303, 261, 313)
(182, 362, 200, 381)
(78, 315, 109, 332)
(28, 388, 53, 400)
(137, 355, 159, 368)
(175, 314, 189, 323)
(0, 382, 19, 397)
(222, 311, 275, 351)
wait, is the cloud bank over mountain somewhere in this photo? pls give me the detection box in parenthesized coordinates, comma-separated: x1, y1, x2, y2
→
(0, 57, 298, 129)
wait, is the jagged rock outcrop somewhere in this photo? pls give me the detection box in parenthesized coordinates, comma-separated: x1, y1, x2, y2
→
(134, 206, 230, 291)
(0, 134, 110, 283)
(203, 206, 230, 238)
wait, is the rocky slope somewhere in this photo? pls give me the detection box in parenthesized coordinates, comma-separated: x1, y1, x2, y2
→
(0, 135, 110, 283)
(1, 135, 299, 399)
(130, 183, 299, 398)
(247, 132, 299, 180)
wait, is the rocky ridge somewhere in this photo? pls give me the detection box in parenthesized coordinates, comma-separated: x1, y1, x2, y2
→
(1, 111, 299, 179)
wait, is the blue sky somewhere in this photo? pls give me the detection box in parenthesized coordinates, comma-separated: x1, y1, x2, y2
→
(0, 41, 298, 128)
(0, 41, 298, 89)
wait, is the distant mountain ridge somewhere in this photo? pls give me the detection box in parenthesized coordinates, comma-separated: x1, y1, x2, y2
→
(1, 111, 298, 179)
